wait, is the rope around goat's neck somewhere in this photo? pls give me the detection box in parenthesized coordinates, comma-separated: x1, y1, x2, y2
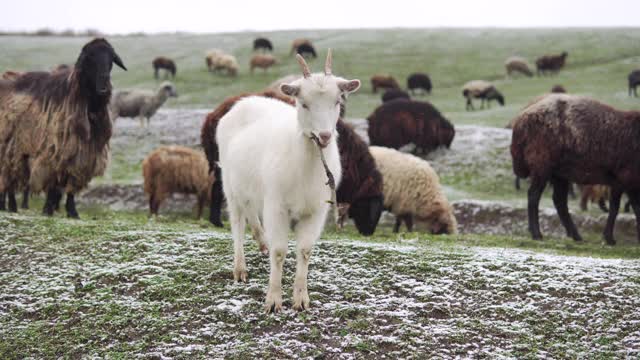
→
(309, 133, 338, 224)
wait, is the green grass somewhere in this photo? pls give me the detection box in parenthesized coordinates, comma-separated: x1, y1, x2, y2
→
(2, 28, 639, 127)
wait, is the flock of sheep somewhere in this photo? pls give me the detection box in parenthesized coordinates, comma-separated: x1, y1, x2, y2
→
(1, 35, 639, 312)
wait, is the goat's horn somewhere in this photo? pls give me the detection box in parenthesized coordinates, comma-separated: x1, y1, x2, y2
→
(324, 48, 332, 76)
(296, 54, 311, 78)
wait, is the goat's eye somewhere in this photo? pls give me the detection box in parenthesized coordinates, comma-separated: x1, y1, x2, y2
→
(302, 103, 309, 110)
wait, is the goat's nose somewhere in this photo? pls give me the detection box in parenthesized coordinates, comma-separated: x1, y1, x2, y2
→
(318, 131, 332, 146)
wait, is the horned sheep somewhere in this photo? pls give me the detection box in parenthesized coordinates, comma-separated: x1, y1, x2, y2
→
(370, 146, 457, 234)
(110, 81, 178, 127)
(0, 38, 126, 218)
(511, 94, 640, 245)
(216, 51, 360, 313)
(142, 145, 214, 218)
(462, 80, 505, 111)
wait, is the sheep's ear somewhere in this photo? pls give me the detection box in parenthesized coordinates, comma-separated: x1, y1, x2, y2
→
(280, 83, 300, 97)
(338, 79, 361, 94)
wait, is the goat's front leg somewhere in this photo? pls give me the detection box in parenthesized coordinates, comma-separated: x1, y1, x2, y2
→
(292, 210, 326, 311)
(263, 202, 289, 313)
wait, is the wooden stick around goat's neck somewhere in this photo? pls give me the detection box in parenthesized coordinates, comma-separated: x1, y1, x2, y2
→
(310, 132, 340, 229)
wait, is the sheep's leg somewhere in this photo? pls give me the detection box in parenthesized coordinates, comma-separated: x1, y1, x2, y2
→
(579, 192, 588, 211)
(393, 216, 402, 233)
(43, 188, 62, 216)
(624, 199, 631, 213)
(229, 202, 248, 283)
(292, 211, 324, 311)
(149, 193, 158, 216)
(7, 191, 17, 213)
(138, 116, 145, 128)
(263, 202, 288, 313)
(626, 191, 640, 243)
(515, 176, 521, 190)
(65, 193, 79, 219)
(551, 177, 582, 241)
(21, 188, 29, 209)
(568, 183, 576, 199)
(598, 198, 609, 213)
(196, 195, 205, 219)
(527, 178, 547, 240)
(603, 187, 623, 245)
(404, 215, 414, 232)
(0, 192, 5, 211)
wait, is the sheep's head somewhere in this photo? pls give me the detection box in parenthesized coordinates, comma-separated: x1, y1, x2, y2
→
(76, 38, 126, 95)
(424, 206, 458, 235)
(160, 82, 178, 97)
(348, 195, 384, 236)
(493, 90, 505, 106)
(280, 49, 360, 148)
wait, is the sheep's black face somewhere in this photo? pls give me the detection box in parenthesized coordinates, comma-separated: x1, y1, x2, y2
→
(349, 195, 384, 236)
(496, 94, 505, 106)
(77, 39, 126, 95)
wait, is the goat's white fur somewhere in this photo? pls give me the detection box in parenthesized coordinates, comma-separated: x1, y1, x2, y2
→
(216, 51, 360, 313)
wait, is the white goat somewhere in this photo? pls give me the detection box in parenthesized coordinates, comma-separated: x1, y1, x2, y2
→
(216, 50, 360, 313)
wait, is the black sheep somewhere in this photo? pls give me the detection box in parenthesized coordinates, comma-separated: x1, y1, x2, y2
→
(407, 73, 432, 95)
(382, 88, 410, 103)
(628, 70, 640, 97)
(296, 43, 317, 59)
(253, 37, 273, 52)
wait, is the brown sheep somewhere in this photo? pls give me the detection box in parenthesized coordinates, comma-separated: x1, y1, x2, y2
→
(505, 56, 533, 77)
(370, 75, 400, 93)
(462, 80, 505, 111)
(510, 94, 640, 245)
(250, 54, 277, 73)
(143, 146, 215, 218)
(551, 84, 567, 93)
(290, 38, 312, 55)
(0, 38, 126, 217)
(536, 52, 568, 76)
(579, 185, 609, 213)
(152, 56, 176, 79)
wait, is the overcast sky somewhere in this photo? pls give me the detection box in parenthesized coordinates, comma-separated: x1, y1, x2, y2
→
(3, 0, 640, 34)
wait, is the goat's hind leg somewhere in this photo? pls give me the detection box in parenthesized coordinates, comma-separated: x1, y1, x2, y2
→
(292, 211, 325, 311)
(247, 211, 268, 255)
(551, 177, 582, 241)
(229, 202, 248, 282)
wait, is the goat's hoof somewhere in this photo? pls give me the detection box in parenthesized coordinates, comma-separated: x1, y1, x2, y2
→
(264, 297, 282, 314)
(292, 297, 310, 312)
(233, 269, 248, 283)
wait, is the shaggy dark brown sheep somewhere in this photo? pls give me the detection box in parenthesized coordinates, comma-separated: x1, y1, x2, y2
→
(0, 38, 126, 217)
(253, 37, 273, 52)
(382, 88, 410, 103)
(201, 91, 385, 235)
(143, 146, 215, 218)
(628, 70, 640, 97)
(511, 94, 640, 245)
(152, 56, 176, 79)
(367, 99, 455, 154)
(370, 75, 400, 94)
(536, 52, 568, 76)
(407, 73, 432, 95)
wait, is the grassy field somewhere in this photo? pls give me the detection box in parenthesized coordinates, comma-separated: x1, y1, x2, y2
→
(2, 29, 640, 358)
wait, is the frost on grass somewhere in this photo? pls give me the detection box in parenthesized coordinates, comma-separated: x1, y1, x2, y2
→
(1, 213, 639, 358)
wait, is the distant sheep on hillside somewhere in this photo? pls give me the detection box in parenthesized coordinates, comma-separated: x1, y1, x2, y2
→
(407, 73, 432, 94)
(628, 70, 640, 97)
(536, 52, 568, 76)
(462, 80, 504, 111)
(253, 37, 273, 52)
(250, 54, 277, 73)
(505, 56, 533, 77)
(370, 75, 400, 93)
(110, 81, 178, 127)
(152, 56, 176, 79)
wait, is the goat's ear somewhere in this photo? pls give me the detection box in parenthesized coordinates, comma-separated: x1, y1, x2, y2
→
(280, 83, 300, 97)
(112, 49, 127, 71)
(339, 79, 361, 94)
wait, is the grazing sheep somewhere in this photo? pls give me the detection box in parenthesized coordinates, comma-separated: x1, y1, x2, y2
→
(536, 52, 568, 76)
(217, 51, 361, 313)
(253, 37, 273, 52)
(511, 94, 640, 244)
(628, 70, 640, 97)
(0, 38, 126, 217)
(368, 99, 455, 154)
(370, 75, 400, 94)
(370, 146, 457, 234)
(201, 90, 384, 236)
(110, 81, 178, 127)
(381, 88, 410, 103)
(505, 56, 533, 77)
(212, 53, 239, 76)
(205, 49, 224, 72)
(551, 84, 567, 93)
(290, 38, 312, 55)
(250, 54, 277, 73)
(579, 185, 609, 213)
(462, 80, 505, 111)
(143, 145, 214, 218)
(296, 43, 317, 59)
(407, 73, 432, 95)
(152, 56, 176, 79)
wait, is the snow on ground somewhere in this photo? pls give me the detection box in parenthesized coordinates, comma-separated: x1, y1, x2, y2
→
(1, 213, 639, 358)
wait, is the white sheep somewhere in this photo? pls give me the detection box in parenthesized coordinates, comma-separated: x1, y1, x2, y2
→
(505, 56, 533, 77)
(110, 81, 178, 127)
(205, 49, 224, 72)
(369, 146, 457, 234)
(206, 51, 238, 77)
(217, 50, 361, 313)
